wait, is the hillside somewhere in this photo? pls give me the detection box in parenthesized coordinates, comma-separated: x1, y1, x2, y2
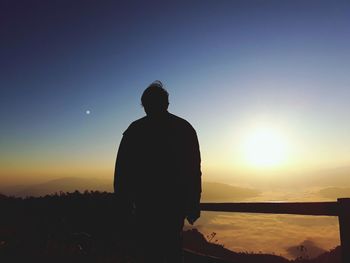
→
(0, 192, 341, 263)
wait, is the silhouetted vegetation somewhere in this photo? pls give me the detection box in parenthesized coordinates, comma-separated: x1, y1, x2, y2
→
(0, 192, 341, 262)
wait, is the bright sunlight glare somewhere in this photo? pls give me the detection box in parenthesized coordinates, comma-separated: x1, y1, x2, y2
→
(242, 127, 289, 168)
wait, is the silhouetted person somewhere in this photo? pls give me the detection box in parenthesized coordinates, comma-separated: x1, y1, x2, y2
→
(114, 80, 202, 263)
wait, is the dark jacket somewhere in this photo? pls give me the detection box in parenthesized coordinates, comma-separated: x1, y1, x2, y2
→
(114, 112, 201, 216)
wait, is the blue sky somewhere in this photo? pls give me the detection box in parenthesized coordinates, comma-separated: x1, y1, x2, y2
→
(1, 0, 350, 185)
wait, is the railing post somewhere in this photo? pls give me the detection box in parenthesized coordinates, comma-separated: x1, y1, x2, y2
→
(338, 198, 350, 263)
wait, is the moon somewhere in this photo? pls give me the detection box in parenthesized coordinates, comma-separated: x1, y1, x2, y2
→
(85, 110, 91, 115)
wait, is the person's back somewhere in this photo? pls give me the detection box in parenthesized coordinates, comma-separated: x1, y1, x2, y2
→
(114, 81, 202, 262)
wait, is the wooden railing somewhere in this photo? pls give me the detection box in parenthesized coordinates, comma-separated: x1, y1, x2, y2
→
(200, 198, 350, 263)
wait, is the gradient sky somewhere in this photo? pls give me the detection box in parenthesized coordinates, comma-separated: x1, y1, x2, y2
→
(1, 0, 350, 187)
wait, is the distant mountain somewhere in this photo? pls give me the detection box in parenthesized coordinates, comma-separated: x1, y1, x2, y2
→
(318, 187, 350, 199)
(304, 166, 350, 188)
(10, 177, 112, 197)
(0, 177, 260, 201)
(202, 182, 260, 202)
(244, 165, 350, 190)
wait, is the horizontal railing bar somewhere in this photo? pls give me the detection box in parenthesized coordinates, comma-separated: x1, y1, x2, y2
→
(200, 202, 339, 216)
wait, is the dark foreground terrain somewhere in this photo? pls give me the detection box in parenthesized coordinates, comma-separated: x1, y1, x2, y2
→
(0, 192, 341, 263)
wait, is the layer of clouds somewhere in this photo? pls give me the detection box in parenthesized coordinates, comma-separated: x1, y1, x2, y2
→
(187, 212, 339, 260)
(189, 184, 341, 260)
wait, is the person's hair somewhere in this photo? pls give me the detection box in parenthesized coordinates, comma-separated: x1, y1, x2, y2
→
(141, 80, 169, 112)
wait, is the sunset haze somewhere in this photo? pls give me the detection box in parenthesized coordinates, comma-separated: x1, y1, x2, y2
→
(1, 0, 350, 259)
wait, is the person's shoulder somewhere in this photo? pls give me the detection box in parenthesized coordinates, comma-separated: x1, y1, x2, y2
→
(123, 116, 148, 135)
(168, 113, 197, 133)
(130, 116, 149, 127)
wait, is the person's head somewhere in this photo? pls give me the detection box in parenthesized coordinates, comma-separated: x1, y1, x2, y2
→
(141, 80, 169, 116)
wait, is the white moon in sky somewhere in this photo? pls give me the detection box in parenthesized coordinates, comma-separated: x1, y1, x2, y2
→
(86, 110, 91, 115)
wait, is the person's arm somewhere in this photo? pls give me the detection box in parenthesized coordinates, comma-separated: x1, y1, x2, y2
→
(186, 129, 202, 224)
(114, 134, 127, 194)
(114, 131, 134, 212)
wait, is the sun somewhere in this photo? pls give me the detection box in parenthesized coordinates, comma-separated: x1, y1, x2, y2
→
(242, 127, 288, 168)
